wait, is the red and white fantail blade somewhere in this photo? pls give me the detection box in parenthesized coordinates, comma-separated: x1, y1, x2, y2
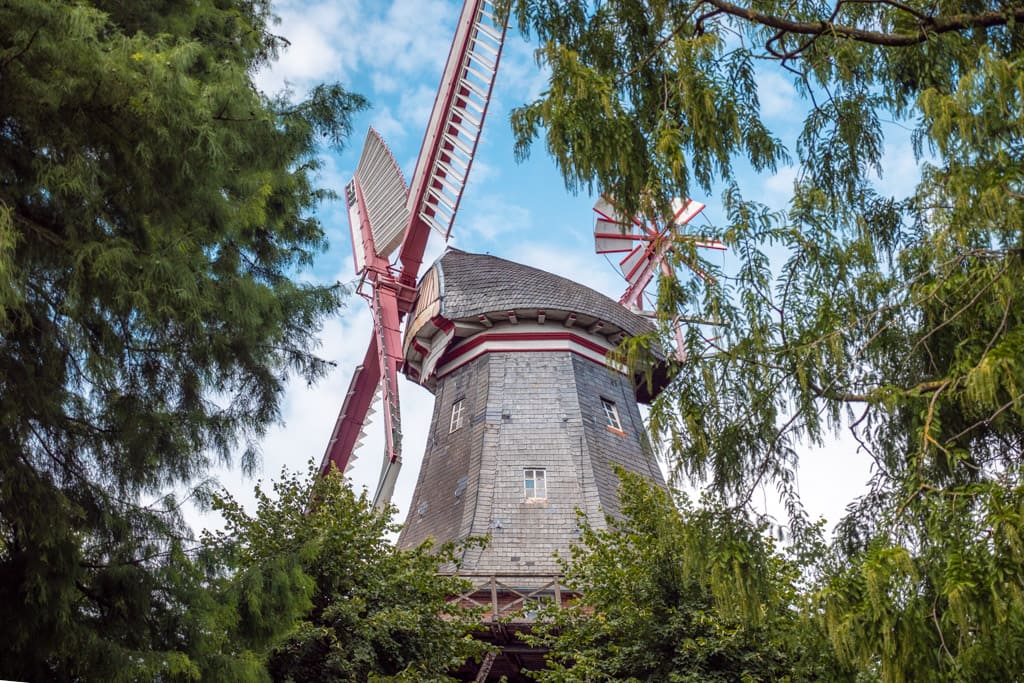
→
(594, 194, 718, 308)
(594, 218, 644, 254)
(672, 322, 688, 363)
(619, 244, 652, 285)
(594, 194, 644, 226)
(593, 195, 651, 254)
(620, 243, 663, 308)
(593, 195, 625, 223)
(670, 197, 724, 252)
(670, 196, 705, 227)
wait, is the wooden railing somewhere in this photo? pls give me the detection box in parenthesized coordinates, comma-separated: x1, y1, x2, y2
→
(447, 572, 574, 623)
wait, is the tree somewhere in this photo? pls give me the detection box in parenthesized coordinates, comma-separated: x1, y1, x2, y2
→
(524, 471, 853, 682)
(0, 0, 364, 677)
(507, 1, 1024, 679)
(207, 468, 489, 683)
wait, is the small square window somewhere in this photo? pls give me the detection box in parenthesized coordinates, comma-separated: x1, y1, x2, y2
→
(524, 468, 547, 500)
(449, 398, 465, 433)
(601, 398, 622, 431)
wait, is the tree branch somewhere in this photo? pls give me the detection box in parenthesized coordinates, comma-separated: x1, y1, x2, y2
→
(705, 1, 1024, 47)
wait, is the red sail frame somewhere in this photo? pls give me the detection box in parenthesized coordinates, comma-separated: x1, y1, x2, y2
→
(320, 1, 507, 508)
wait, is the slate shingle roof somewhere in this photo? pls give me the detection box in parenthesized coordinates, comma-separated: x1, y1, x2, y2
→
(437, 249, 656, 338)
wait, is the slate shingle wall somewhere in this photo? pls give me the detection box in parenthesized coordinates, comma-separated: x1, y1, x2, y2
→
(397, 347, 665, 580)
(465, 351, 593, 575)
(572, 353, 666, 521)
(397, 354, 480, 552)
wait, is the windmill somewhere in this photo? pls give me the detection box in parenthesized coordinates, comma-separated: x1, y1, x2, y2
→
(319, 0, 507, 507)
(318, 3, 692, 679)
(593, 195, 725, 359)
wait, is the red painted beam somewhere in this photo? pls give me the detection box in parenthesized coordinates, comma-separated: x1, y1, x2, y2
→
(370, 282, 406, 506)
(320, 337, 381, 477)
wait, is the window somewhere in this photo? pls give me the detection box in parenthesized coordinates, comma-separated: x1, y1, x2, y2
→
(524, 468, 547, 501)
(522, 594, 553, 620)
(449, 398, 465, 433)
(601, 398, 623, 432)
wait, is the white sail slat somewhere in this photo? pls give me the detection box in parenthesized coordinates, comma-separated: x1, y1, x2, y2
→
(355, 129, 409, 259)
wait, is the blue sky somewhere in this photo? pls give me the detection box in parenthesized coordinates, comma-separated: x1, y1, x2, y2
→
(195, 0, 926, 533)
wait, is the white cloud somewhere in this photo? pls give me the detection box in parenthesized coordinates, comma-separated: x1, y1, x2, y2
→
(456, 195, 532, 243)
(760, 165, 798, 207)
(875, 128, 924, 199)
(418, 229, 451, 272)
(369, 106, 407, 142)
(516, 240, 627, 300)
(360, 0, 456, 78)
(793, 431, 874, 533)
(490, 34, 548, 116)
(371, 71, 402, 94)
(255, 0, 363, 96)
(312, 152, 350, 202)
(398, 84, 441, 133)
(463, 158, 496, 187)
(757, 69, 800, 122)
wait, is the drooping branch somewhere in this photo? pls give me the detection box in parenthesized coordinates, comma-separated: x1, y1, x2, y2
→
(705, 1, 1024, 47)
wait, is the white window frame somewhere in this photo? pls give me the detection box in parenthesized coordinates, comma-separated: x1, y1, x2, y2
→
(601, 397, 623, 431)
(449, 398, 465, 433)
(524, 468, 547, 501)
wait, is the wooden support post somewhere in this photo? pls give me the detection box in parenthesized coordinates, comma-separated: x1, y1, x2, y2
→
(490, 575, 498, 622)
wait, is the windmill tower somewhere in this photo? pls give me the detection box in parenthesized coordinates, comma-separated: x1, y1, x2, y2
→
(396, 249, 670, 679)
(319, 1, 716, 679)
(396, 201, 725, 573)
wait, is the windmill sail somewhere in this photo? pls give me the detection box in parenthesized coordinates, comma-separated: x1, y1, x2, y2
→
(354, 129, 409, 263)
(327, 1, 510, 514)
(405, 0, 507, 245)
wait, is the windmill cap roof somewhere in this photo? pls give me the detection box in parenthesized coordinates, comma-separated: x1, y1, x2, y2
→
(403, 249, 669, 403)
(437, 249, 656, 337)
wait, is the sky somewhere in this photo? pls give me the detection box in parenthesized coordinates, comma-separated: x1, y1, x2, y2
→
(192, 0, 922, 535)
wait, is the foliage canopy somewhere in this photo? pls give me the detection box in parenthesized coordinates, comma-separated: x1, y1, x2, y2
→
(525, 472, 854, 682)
(208, 468, 489, 683)
(508, 1, 1024, 679)
(0, 0, 364, 677)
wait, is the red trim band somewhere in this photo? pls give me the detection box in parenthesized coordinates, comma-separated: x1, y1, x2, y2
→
(437, 330, 611, 368)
